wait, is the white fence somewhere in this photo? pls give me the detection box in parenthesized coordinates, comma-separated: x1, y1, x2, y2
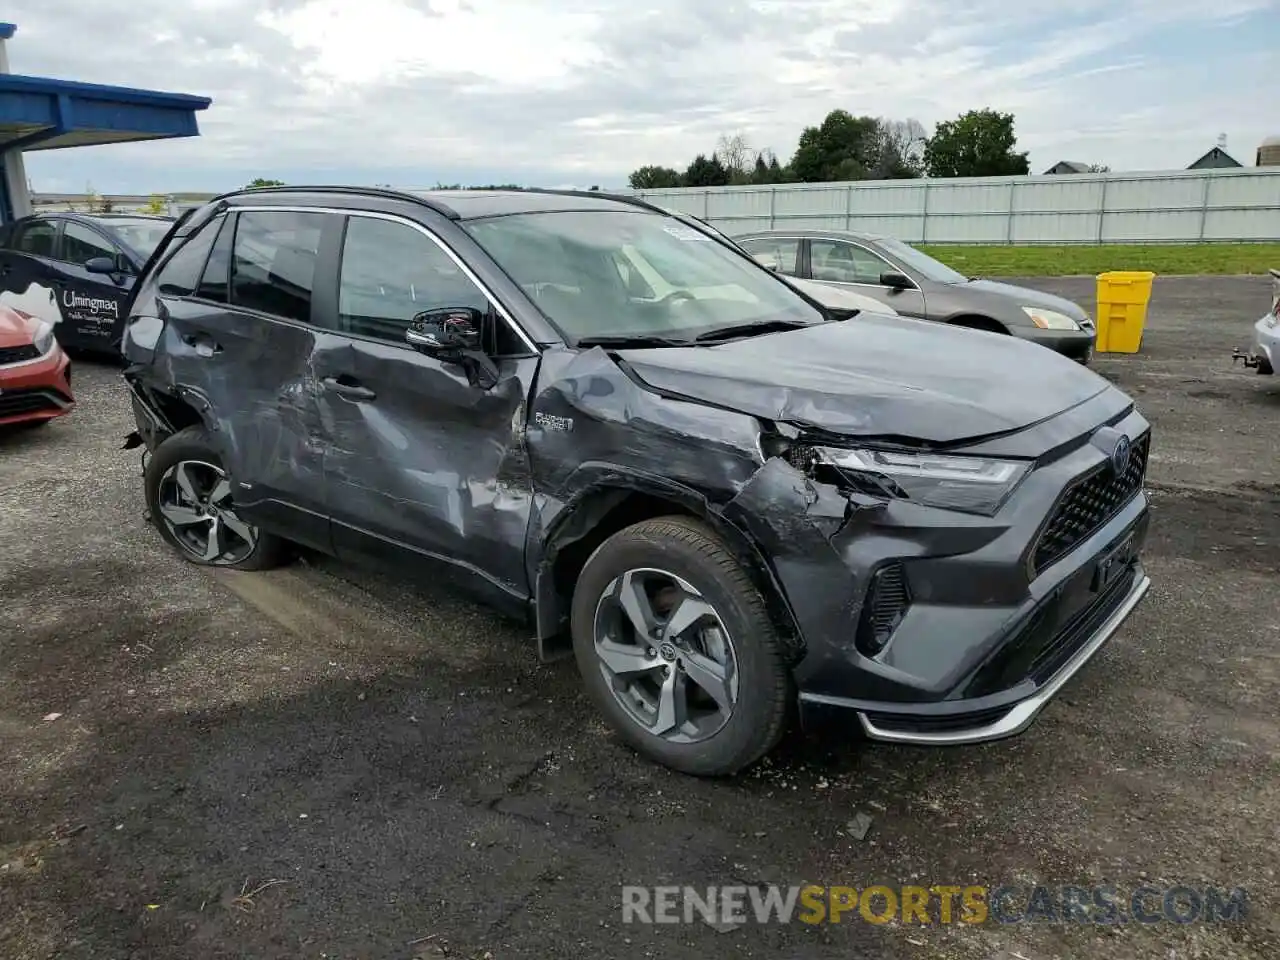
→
(30, 193, 215, 217)
(625, 168, 1280, 244)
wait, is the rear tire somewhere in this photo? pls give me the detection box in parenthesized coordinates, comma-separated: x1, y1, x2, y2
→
(144, 425, 286, 571)
(571, 516, 790, 776)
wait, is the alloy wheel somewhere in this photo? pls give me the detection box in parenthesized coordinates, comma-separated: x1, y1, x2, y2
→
(156, 460, 258, 565)
(592, 567, 740, 743)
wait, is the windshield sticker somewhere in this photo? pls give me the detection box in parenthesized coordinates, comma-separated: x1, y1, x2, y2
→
(663, 224, 713, 241)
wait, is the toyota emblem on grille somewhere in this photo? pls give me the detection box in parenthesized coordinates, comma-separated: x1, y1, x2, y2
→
(1110, 434, 1132, 476)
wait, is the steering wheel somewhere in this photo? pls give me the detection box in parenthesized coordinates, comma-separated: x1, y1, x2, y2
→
(658, 290, 696, 306)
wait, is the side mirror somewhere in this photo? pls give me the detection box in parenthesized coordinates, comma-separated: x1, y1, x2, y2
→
(405, 306, 497, 389)
(880, 271, 912, 290)
(84, 256, 117, 275)
(406, 306, 484, 355)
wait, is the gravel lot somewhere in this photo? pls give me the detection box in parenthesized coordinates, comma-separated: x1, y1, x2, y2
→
(2, 276, 1278, 960)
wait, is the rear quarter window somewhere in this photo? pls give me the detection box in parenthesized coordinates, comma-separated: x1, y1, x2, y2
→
(156, 217, 222, 298)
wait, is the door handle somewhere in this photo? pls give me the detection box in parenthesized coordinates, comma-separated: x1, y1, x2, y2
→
(181, 333, 222, 357)
(322, 376, 376, 401)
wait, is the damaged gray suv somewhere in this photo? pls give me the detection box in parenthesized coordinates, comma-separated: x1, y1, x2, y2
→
(121, 186, 1152, 777)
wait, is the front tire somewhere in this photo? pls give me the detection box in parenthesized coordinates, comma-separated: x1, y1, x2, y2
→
(144, 425, 286, 570)
(571, 516, 790, 776)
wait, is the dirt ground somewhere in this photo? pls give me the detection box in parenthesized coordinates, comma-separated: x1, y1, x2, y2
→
(2, 276, 1277, 960)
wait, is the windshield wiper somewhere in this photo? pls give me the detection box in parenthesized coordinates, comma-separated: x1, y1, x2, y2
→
(694, 319, 811, 343)
(576, 334, 692, 349)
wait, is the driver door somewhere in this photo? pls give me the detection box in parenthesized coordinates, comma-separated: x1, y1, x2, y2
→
(55, 220, 135, 351)
(312, 213, 540, 604)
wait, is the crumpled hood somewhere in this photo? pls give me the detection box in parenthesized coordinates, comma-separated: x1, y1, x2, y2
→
(961, 279, 1090, 320)
(617, 314, 1111, 444)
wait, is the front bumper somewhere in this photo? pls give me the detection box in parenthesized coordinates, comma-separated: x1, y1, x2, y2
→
(0, 345, 74, 426)
(726, 394, 1151, 748)
(1018, 325, 1095, 363)
(811, 562, 1150, 745)
(1232, 314, 1278, 374)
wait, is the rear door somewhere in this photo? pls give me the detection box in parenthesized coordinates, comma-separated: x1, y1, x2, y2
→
(311, 211, 540, 603)
(736, 236, 801, 275)
(144, 207, 339, 551)
(0, 217, 63, 333)
(53, 220, 135, 352)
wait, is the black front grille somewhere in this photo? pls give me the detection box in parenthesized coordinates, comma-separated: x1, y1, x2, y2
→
(0, 388, 61, 418)
(1033, 432, 1149, 572)
(0, 343, 39, 365)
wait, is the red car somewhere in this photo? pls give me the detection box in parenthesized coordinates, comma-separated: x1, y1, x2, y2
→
(0, 305, 74, 428)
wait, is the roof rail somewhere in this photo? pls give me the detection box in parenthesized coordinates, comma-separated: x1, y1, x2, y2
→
(206, 184, 461, 219)
(530, 188, 670, 214)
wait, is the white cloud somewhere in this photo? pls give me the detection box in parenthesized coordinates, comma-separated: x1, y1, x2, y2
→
(5, 0, 1277, 191)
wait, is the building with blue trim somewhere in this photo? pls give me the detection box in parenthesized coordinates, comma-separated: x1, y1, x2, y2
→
(0, 22, 211, 222)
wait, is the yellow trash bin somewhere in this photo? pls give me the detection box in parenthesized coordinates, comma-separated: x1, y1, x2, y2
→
(1095, 271, 1155, 353)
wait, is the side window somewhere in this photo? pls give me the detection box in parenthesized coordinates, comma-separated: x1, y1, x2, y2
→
(230, 210, 327, 323)
(62, 222, 119, 267)
(155, 216, 221, 298)
(14, 219, 57, 258)
(338, 216, 491, 344)
(196, 215, 233, 303)
(740, 237, 799, 275)
(810, 240, 891, 285)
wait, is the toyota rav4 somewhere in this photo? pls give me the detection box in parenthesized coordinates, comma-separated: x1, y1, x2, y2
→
(121, 186, 1152, 776)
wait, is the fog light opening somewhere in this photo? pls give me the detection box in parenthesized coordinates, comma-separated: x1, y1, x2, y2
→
(856, 562, 911, 658)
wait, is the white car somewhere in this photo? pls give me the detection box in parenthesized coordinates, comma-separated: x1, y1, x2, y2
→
(777, 273, 899, 316)
(1233, 268, 1280, 375)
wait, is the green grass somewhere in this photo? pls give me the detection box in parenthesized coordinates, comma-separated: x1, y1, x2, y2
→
(916, 243, 1280, 277)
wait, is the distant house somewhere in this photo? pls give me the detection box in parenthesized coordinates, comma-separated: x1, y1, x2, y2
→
(1187, 146, 1242, 169)
(1042, 160, 1091, 174)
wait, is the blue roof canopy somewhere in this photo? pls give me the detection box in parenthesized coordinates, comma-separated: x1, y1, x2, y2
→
(0, 72, 212, 152)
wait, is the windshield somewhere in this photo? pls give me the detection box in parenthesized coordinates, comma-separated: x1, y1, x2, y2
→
(99, 218, 173, 259)
(463, 210, 824, 343)
(875, 237, 968, 284)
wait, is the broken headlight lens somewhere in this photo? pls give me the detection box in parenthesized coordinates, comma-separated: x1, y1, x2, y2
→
(32, 321, 56, 356)
(817, 447, 1031, 516)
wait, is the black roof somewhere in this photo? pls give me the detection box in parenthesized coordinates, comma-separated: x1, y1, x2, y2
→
(212, 185, 662, 221)
(409, 189, 656, 219)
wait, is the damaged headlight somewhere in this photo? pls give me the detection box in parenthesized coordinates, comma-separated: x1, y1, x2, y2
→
(816, 447, 1031, 515)
(32, 321, 56, 356)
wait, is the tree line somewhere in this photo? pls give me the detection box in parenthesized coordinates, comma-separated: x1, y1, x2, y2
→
(628, 108, 1042, 189)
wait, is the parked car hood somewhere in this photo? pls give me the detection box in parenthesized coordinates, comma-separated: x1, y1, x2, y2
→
(959, 279, 1090, 320)
(617, 314, 1112, 444)
(0, 305, 36, 349)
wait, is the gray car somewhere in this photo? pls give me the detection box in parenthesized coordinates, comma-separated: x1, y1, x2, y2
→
(121, 186, 1150, 777)
(735, 229, 1097, 362)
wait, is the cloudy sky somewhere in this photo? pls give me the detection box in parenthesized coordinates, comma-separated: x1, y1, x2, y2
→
(7, 0, 1278, 194)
